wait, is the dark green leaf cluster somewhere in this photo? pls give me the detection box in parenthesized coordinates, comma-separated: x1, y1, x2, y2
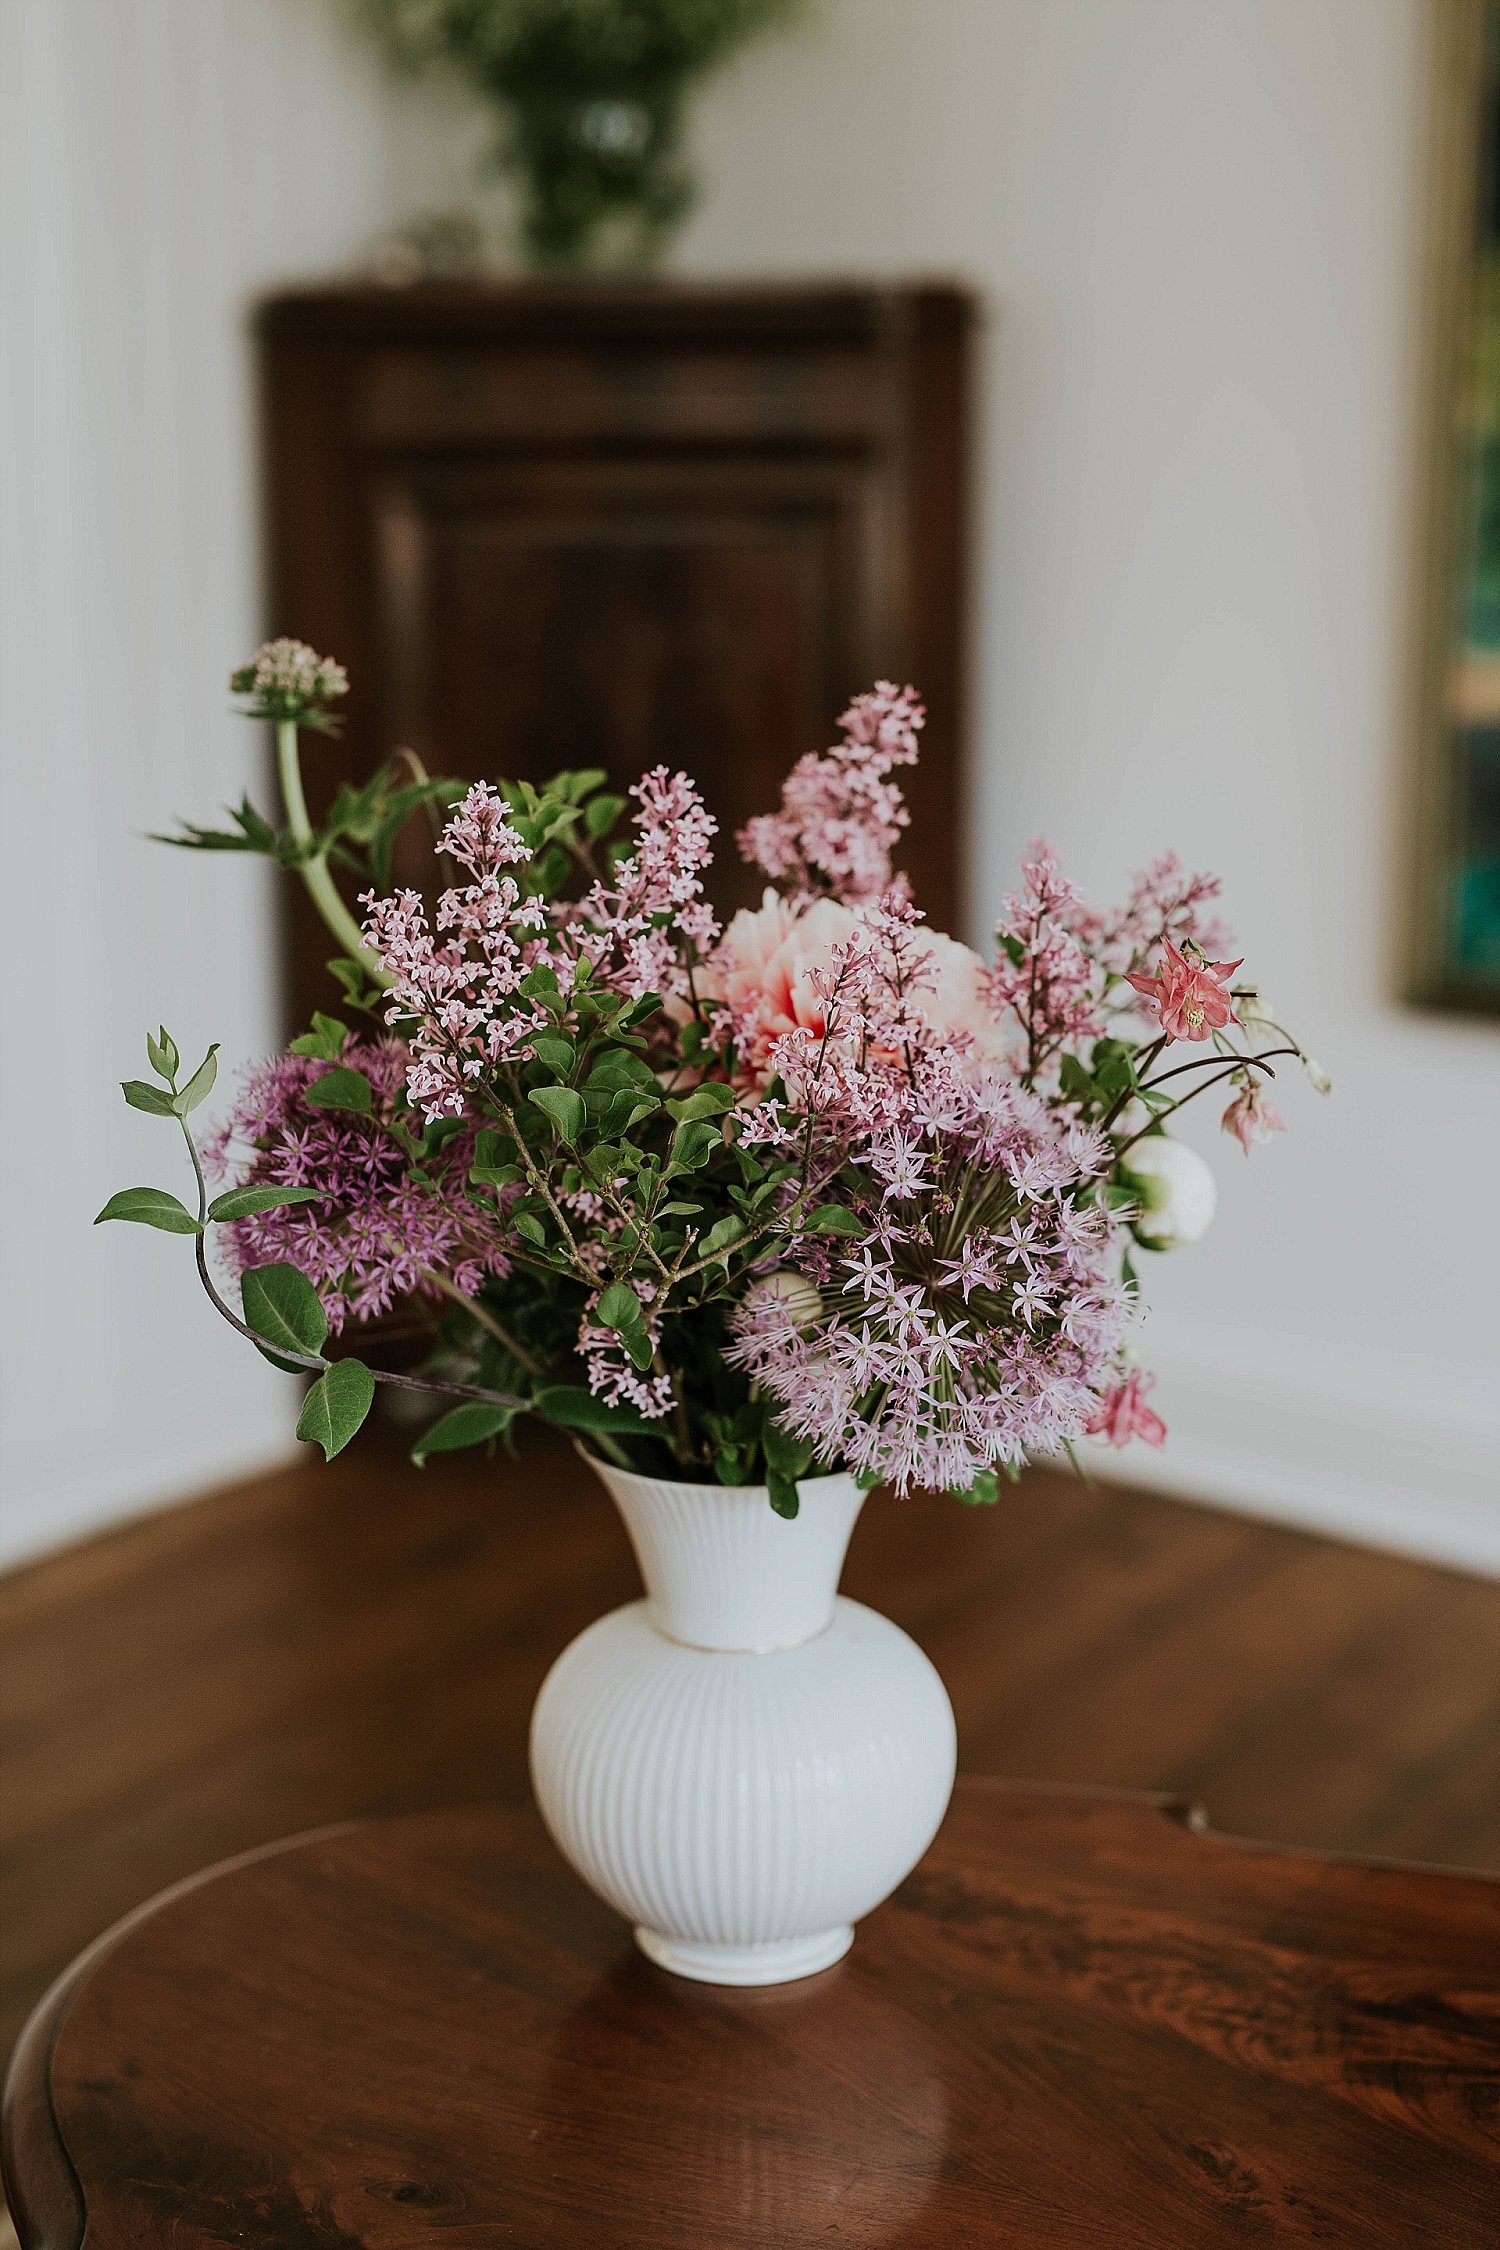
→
(356, 1, 804, 270)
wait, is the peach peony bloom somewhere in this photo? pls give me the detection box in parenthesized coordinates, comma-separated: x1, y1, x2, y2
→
(713, 890, 1004, 1078)
(1126, 940, 1242, 1042)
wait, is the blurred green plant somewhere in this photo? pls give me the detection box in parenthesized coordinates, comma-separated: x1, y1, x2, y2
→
(357, 0, 806, 271)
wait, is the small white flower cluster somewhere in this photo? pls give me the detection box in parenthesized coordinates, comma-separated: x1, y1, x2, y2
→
(230, 638, 349, 722)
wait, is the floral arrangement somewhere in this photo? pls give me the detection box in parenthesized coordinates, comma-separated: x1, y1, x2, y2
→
(100, 644, 1327, 1516)
(357, 0, 805, 271)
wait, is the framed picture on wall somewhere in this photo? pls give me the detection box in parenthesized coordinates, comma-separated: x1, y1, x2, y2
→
(1410, 0, 1500, 1012)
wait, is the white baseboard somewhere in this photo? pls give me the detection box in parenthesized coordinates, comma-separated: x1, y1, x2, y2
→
(1087, 1334, 1500, 1579)
(0, 1417, 296, 1576)
(3, 1344, 1493, 1582)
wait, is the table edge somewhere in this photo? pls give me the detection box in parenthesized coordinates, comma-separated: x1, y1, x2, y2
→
(5, 1784, 1495, 2250)
(1, 1822, 359, 2250)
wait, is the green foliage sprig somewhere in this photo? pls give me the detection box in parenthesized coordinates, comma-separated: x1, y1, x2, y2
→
(356, 0, 805, 268)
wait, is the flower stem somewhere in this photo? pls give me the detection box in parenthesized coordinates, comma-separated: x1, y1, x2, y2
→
(426, 1272, 544, 1378)
(276, 720, 392, 988)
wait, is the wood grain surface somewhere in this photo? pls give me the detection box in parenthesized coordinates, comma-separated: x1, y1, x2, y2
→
(5, 1428, 1500, 2085)
(4, 1782, 1498, 2248)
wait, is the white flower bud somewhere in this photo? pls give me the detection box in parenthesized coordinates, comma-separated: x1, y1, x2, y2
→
(1121, 1136, 1218, 1250)
(741, 1269, 824, 1330)
(1236, 988, 1277, 1035)
(1302, 1054, 1333, 1095)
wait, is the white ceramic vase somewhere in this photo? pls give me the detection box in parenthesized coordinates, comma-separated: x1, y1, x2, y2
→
(529, 1457, 957, 1987)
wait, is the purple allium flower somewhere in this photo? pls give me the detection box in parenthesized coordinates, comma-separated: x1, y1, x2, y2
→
(726, 892, 1135, 1494)
(206, 1037, 511, 1332)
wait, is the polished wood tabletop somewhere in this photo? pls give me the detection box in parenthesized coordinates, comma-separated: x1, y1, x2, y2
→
(4, 1778, 1497, 2248)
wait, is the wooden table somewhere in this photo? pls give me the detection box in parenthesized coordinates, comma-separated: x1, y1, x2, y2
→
(5, 1780, 1497, 2247)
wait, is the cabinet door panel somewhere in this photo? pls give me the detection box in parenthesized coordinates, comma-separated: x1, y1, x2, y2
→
(366, 456, 889, 913)
(259, 283, 973, 1024)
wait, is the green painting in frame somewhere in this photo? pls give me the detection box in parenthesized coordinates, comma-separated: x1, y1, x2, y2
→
(1411, 0, 1500, 1012)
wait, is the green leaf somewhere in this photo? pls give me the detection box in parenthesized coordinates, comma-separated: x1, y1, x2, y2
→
(1059, 1053, 1101, 1106)
(528, 1086, 586, 1142)
(327, 956, 373, 1005)
(241, 1262, 328, 1367)
(532, 1385, 656, 1436)
(296, 1357, 376, 1459)
(958, 1470, 1000, 1506)
(584, 791, 627, 840)
(763, 1416, 811, 1468)
(530, 844, 572, 896)
(597, 1089, 659, 1137)
(530, 1035, 576, 1077)
(512, 1212, 547, 1248)
(94, 1186, 202, 1235)
(597, 1281, 644, 1331)
(289, 1012, 348, 1062)
(304, 1067, 373, 1115)
(665, 1083, 736, 1123)
(999, 931, 1027, 969)
(411, 1400, 514, 1465)
(208, 1184, 322, 1222)
(698, 1215, 746, 1262)
(667, 1119, 722, 1171)
(172, 1044, 220, 1116)
(767, 1472, 801, 1520)
(623, 1327, 656, 1372)
(121, 1078, 176, 1117)
(146, 1027, 179, 1082)
(804, 1204, 865, 1236)
(585, 1048, 656, 1091)
(153, 795, 280, 857)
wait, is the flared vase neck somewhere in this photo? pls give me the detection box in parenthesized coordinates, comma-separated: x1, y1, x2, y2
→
(584, 1458, 867, 1652)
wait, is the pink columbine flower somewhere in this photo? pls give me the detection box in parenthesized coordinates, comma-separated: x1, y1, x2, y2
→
(1221, 1079, 1286, 1154)
(1126, 940, 1243, 1042)
(1086, 1369, 1167, 1448)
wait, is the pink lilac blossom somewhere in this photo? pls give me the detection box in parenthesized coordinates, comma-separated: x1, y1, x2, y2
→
(363, 782, 550, 1120)
(578, 1288, 675, 1423)
(1126, 940, 1243, 1042)
(738, 681, 924, 906)
(205, 1038, 511, 1332)
(1221, 1078, 1285, 1153)
(363, 768, 719, 1122)
(983, 842, 1238, 1081)
(565, 766, 720, 1000)
(727, 894, 1135, 1493)
(1071, 850, 1233, 980)
(985, 843, 1107, 1081)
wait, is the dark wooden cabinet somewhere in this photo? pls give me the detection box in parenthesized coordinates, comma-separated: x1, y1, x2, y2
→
(257, 280, 975, 1023)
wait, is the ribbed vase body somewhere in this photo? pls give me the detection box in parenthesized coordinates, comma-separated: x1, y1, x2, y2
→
(529, 1460, 957, 1985)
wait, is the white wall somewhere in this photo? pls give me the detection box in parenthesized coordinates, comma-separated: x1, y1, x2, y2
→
(3, 0, 1496, 1574)
(681, 0, 1500, 1572)
(0, 0, 479, 1569)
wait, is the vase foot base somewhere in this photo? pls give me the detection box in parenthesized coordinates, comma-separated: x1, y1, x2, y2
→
(633, 1924, 854, 1986)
